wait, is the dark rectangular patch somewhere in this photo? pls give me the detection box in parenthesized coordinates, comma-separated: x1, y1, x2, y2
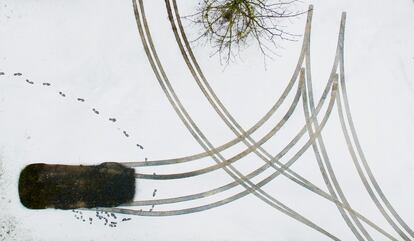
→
(18, 162, 136, 209)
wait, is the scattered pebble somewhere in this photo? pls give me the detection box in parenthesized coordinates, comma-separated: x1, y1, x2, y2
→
(13, 73, 22, 76)
(25, 79, 34, 84)
(77, 98, 85, 102)
(136, 144, 144, 149)
(123, 131, 129, 137)
(152, 189, 157, 197)
(59, 91, 66, 97)
(92, 108, 99, 114)
(42, 82, 51, 86)
(0, 72, 5, 75)
(109, 118, 116, 122)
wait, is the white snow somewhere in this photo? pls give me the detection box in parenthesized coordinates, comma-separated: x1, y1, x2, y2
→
(0, 0, 413, 240)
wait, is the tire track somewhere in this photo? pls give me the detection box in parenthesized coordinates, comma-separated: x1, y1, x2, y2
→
(125, 0, 339, 239)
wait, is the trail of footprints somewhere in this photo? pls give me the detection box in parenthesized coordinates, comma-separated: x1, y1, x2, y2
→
(1, 71, 163, 226)
(69, 189, 159, 226)
(72, 210, 132, 227)
(1, 72, 145, 153)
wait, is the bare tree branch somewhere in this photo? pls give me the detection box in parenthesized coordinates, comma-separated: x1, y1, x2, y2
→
(185, 0, 305, 65)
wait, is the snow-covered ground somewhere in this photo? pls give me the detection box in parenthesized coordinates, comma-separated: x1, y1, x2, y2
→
(0, 0, 413, 240)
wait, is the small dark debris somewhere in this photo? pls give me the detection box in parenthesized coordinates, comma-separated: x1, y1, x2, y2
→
(13, 73, 22, 76)
(73, 210, 124, 227)
(77, 98, 85, 102)
(59, 91, 66, 97)
(136, 144, 144, 149)
(109, 118, 116, 122)
(152, 189, 157, 197)
(123, 131, 129, 137)
(25, 79, 34, 84)
(0, 72, 5, 75)
(42, 82, 51, 86)
(92, 108, 99, 114)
